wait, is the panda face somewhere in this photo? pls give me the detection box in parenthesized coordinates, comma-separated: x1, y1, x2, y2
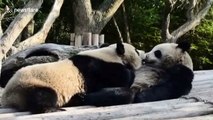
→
(79, 43, 145, 70)
(119, 43, 145, 70)
(107, 43, 144, 70)
(144, 43, 186, 68)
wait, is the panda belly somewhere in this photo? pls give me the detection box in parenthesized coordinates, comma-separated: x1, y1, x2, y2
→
(1, 59, 85, 110)
(131, 66, 165, 92)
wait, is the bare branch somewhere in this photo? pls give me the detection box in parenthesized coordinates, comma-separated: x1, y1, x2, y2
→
(0, 6, 10, 38)
(122, 3, 131, 44)
(186, 0, 197, 20)
(171, 0, 213, 42)
(11, 0, 64, 55)
(0, 6, 10, 21)
(88, 0, 124, 33)
(0, 0, 43, 60)
(73, 0, 124, 34)
(112, 16, 123, 42)
(161, 0, 177, 42)
(99, 0, 124, 24)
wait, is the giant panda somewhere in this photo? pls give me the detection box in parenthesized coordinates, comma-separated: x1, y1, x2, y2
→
(133, 41, 194, 102)
(82, 41, 194, 105)
(1, 42, 144, 114)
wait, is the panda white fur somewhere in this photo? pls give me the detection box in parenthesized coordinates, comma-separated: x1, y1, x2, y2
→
(83, 41, 194, 105)
(1, 43, 144, 113)
(132, 41, 193, 92)
(132, 41, 194, 102)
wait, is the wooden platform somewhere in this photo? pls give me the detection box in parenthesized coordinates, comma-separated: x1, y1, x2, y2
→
(0, 70, 213, 120)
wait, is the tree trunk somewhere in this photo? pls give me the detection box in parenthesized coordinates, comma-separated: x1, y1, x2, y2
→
(13, 20, 35, 47)
(22, 20, 35, 40)
(73, 0, 124, 34)
(122, 3, 131, 44)
(161, 0, 213, 43)
(0, 6, 10, 38)
(11, 0, 64, 55)
(0, 0, 43, 74)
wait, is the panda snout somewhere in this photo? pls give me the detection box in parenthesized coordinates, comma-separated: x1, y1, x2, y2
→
(142, 54, 148, 65)
(142, 55, 156, 65)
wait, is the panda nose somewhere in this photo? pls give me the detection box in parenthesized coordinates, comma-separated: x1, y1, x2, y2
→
(142, 55, 149, 64)
(142, 55, 147, 65)
(142, 59, 146, 65)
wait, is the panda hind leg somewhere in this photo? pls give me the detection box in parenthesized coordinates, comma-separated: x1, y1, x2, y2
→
(25, 86, 64, 114)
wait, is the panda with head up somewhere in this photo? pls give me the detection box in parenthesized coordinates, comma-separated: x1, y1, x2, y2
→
(1, 43, 144, 114)
(133, 41, 194, 102)
(83, 41, 194, 105)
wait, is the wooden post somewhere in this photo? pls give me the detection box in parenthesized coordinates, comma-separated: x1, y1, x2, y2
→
(75, 34, 82, 47)
(99, 34, 105, 45)
(70, 33, 75, 46)
(92, 34, 99, 46)
(82, 33, 92, 46)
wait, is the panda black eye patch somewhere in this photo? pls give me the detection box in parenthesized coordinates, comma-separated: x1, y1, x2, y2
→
(154, 50, 162, 58)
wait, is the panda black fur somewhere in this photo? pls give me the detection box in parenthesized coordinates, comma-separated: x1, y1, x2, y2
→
(1, 43, 143, 113)
(83, 41, 194, 105)
(134, 63, 193, 102)
(133, 41, 194, 102)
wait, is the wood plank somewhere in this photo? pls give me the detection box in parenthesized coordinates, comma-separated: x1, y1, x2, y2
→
(63, 106, 94, 111)
(0, 70, 213, 120)
(0, 114, 15, 120)
(191, 80, 213, 88)
(193, 71, 213, 81)
(114, 107, 213, 120)
(16, 100, 205, 120)
(170, 115, 213, 120)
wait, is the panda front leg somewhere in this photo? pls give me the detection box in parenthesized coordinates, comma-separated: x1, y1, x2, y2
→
(83, 87, 135, 106)
(135, 64, 194, 103)
(25, 87, 65, 114)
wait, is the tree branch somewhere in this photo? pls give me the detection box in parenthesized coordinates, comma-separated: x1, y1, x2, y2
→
(89, 0, 123, 33)
(11, 0, 64, 55)
(0, 6, 10, 21)
(161, 0, 177, 42)
(0, 0, 43, 75)
(122, 3, 131, 44)
(99, 0, 124, 24)
(171, 0, 213, 42)
(0, 0, 43, 60)
(0, 6, 10, 38)
(73, 0, 123, 34)
(112, 16, 123, 42)
(186, 0, 197, 20)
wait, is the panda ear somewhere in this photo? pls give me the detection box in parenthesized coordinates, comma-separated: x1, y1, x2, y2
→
(116, 42, 125, 55)
(177, 41, 191, 52)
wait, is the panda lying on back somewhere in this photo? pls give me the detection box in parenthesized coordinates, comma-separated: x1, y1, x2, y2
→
(83, 41, 194, 105)
(1, 43, 144, 113)
(133, 41, 194, 102)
